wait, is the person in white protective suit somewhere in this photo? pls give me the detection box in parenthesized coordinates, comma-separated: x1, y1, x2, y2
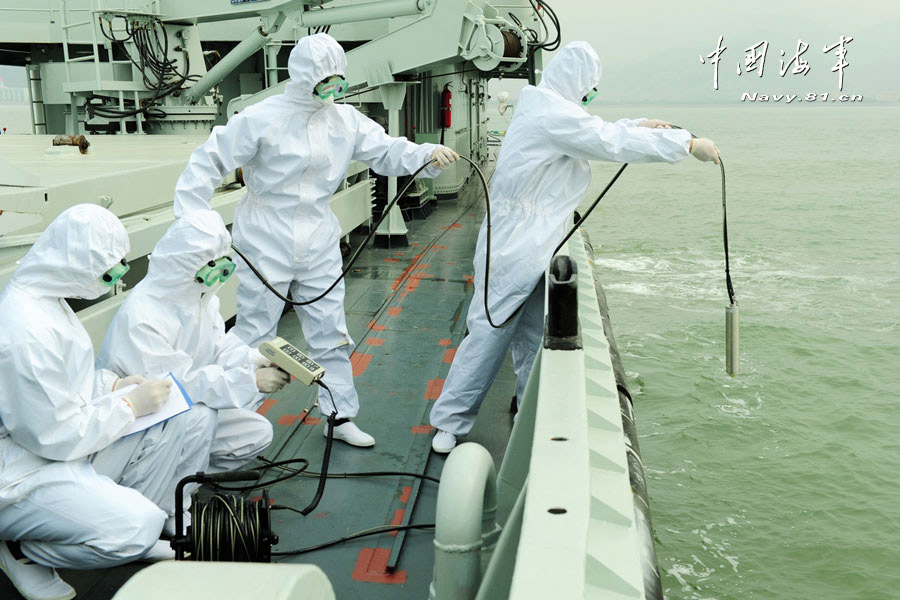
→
(0, 205, 210, 600)
(97, 209, 289, 476)
(173, 33, 459, 447)
(429, 41, 721, 453)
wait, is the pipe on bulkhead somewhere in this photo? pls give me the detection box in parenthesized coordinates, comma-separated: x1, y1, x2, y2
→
(430, 443, 500, 600)
(299, 0, 429, 28)
(184, 12, 287, 104)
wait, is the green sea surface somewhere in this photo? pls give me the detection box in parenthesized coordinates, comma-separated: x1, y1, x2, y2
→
(577, 104, 900, 599)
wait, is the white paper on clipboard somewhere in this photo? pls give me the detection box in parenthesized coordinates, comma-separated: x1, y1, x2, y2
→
(109, 372, 193, 436)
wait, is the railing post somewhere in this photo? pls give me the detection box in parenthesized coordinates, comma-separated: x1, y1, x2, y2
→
(544, 255, 581, 350)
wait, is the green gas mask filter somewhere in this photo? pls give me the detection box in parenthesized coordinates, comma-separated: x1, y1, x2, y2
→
(582, 88, 598, 106)
(101, 259, 130, 287)
(314, 75, 349, 101)
(195, 256, 236, 287)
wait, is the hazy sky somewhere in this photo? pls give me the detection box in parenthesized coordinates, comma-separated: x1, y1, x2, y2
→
(508, 0, 900, 103)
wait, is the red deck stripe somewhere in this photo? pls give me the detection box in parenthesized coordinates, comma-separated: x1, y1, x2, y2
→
(438, 339, 451, 346)
(277, 414, 297, 426)
(367, 320, 387, 331)
(352, 548, 407, 584)
(425, 379, 444, 400)
(411, 425, 434, 434)
(399, 486, 412, 503)
(365, 337, 386, 346)
(350, 352, 373, 377)
(443, 348, 456, 364)
(256, 398, 277, 416)
(387, 307, 402, 316)
(388, 509, 405, 538)
(384, 257, 400, 263)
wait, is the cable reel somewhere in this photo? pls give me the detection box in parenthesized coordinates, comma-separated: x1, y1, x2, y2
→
(171, 470, 279, 563)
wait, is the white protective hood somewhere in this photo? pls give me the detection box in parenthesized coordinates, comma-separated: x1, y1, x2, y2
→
(538, 40, 602, 104)
(284, 33, 347, 108)
(12, 204, 129, 300)
(144, 209, 230, 300)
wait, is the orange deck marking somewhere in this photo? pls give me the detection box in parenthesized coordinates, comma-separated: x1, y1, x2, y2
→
(384, 257, 401, 263)
(352, 548, 407, 584)
(399, 486, 412, 503)
(367, 320, 387, 331)
(443, 348, 457, 363)
(411, 425, 434, 434)
(365, 337, 386, 346)
(256, 398, 277, 416)
(425, 379, 444, 400)
(350, 352, 373, 377)
(387, 307, 402, 316)
(438, 339, 451, 346)
(388, 509, 405, 537)
(277, 414, 298, 426)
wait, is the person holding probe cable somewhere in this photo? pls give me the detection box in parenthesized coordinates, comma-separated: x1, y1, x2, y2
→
(173, 33, 459, 448)
(429, 41, 720, 453)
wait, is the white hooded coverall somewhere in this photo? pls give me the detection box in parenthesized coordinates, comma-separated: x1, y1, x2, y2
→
(430, 42, 694, 435)
(173, 33, 440, 419)
(0, 205, 190, 569)
(98, 210, 272, 472)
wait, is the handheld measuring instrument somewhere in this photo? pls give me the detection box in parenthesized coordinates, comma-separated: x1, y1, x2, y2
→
(259, 337, 325, 386)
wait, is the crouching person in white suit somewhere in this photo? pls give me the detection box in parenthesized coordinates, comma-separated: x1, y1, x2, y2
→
(0, 205, 210, 600)
(97, 210, 288, 477)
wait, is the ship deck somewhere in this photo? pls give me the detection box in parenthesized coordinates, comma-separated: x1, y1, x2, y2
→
(0, 172, 513, 600)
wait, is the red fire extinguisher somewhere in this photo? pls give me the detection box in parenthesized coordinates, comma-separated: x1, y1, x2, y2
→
(440, 84, 452, 129)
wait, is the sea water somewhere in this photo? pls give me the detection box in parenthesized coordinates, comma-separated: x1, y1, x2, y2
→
(578, 104, 900, 599)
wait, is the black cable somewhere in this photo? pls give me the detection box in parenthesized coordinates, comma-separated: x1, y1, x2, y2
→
(191, 493, 269, 561)
(553, 126, 736, 306)
(552, 163, 629, 256)
(720, 157, 735, 304)
(255, 456, 441, 484)
(90, 16, 192, 121)
(231, 156, 509, 328)
(271, 523, 435, 556)
(208, 458, 311, 492)
(298, 381, 337, 515)
(230, 159, 439, 307)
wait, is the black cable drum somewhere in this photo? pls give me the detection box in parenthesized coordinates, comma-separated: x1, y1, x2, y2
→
(582, 231, 664, 600)
(184, 490, 278, 562)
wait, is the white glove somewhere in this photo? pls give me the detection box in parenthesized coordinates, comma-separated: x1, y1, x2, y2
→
(113, 374, 147, 391)
(123, 379, 172, 418)
(431, 146, 460, 169)
(639, 118, 673, 129)
(690, 138, 720, 164)
(256, 367, 289, 393)
(251, 350, 272, 369)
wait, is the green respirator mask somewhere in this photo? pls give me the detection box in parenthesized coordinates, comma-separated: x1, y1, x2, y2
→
(582, 88, 598, 106)
(195, 256, 236, 287)
(314, 75, 349, 101)
(101, 259, 130, 287)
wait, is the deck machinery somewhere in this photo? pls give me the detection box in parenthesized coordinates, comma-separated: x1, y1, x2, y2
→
(0, 2, 664, 599)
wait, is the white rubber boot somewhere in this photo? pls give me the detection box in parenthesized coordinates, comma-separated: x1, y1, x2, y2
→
(0, 542, 76, 600)
(431, 430, 458, 454)
(325, 421, 375, 447)
(141, 539, 176, 562)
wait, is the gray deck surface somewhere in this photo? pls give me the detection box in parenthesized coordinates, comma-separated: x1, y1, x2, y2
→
(1, 171, 518, 600)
